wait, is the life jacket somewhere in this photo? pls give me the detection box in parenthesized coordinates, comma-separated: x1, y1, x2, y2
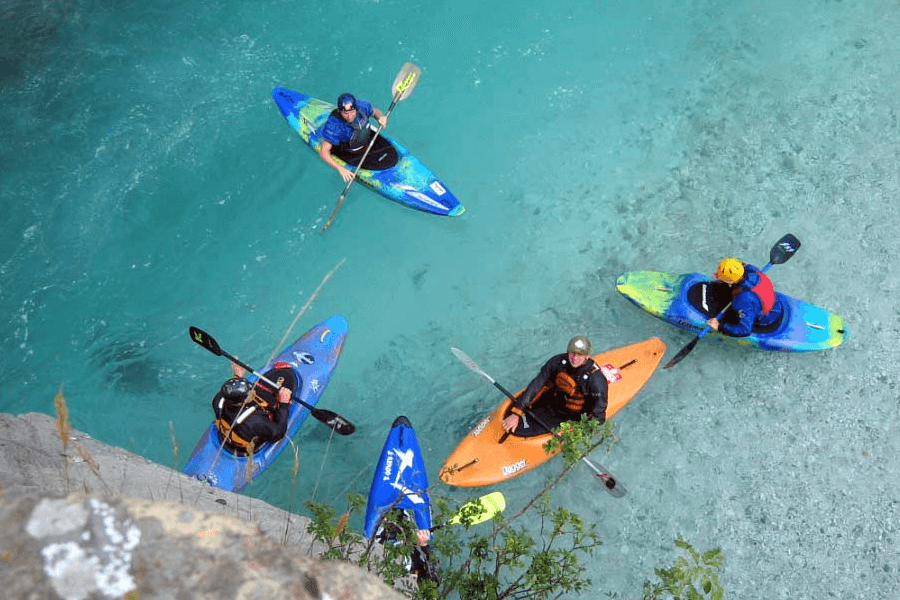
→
(734, 270, 776, 315)
(215, 368, 292, 451)
(329, 109, 372, 152)
(553, 362, 599, 413)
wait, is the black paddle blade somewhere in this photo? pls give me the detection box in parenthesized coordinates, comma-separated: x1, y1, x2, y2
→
(314, 408, 355, 435)
(770, 233, 801, 265)
(189, 326, 222, 356)
(663, 336, 700, 370)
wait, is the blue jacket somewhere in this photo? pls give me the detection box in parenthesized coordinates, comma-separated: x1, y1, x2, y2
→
(320, 100, 375, 147)
(721, 264, 784, 337)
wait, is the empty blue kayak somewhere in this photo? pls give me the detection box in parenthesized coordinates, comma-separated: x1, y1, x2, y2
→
(364, 416, 432, 539)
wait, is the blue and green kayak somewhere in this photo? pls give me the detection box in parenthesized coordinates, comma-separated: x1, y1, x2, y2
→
(272, 87, 464, 217)
(616, 271, 848, 352)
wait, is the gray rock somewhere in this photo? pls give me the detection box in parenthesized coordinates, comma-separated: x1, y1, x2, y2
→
(0, 413, 404, 600)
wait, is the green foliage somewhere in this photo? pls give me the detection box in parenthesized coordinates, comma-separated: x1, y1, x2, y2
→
(543, 413, 617, 467)
(304, 493, 425, 587)
(429, 492, 599, 600)
(641, 535, 724, 600)
(303, 418, 726, 600)
(303, 493, 367, 560)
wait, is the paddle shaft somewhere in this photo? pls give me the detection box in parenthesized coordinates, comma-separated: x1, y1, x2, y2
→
(501, 383, 622, 493)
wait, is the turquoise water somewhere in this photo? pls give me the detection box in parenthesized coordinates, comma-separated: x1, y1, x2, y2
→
(2, 0, 899, 597)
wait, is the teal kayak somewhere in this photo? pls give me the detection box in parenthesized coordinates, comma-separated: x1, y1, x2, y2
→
(272, 87, 464, 217)
(616, 271, 848, 352)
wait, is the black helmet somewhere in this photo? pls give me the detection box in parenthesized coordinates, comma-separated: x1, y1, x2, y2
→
(337, 93, 357, 112)
(221, 377, 251, 400)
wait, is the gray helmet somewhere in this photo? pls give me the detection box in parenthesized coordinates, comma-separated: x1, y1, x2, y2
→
(221, 377, 251, 400)
(567, 335, 592, 356)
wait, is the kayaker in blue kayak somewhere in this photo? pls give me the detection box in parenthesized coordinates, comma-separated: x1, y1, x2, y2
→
(501, 336, 608, 437)
(212, 363, 296, 452)
(318, 93, 388, 182)
(706, 257, 786, 337)
(375, 510, 440, 586)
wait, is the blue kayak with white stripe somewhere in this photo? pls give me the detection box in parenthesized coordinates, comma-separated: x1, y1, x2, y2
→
(364, 416, 432, 539)
(183, 315, 348, 492)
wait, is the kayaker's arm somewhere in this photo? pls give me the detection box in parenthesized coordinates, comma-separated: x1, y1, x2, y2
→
(371, 107, 388, 128)
(501, 358, 555, 432)
(585, 369, 608, 424)
(318, 141, 354, 183)
(712, 292, 758, 337)
(255, 402, 291, 442)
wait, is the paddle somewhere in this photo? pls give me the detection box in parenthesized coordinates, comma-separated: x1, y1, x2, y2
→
(321, 62, 422, 233)
(662, 233, 801, 370)
(433, 491, 506, 530)
(188, 326, 355, 435)
(450, 347, 626, 497)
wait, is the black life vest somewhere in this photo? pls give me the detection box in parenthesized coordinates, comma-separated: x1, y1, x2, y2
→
(215, 368, 294, 450)
(329, 109, 372, 152)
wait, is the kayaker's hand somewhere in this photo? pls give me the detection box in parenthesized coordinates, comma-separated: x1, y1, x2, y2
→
(277, 387, 292, 404)
(338, 166, 354, 183)
(707, 317, 720, 330)
(377, 115, 388, 128)
(501, 414, 520, 433)
(415, 529, 430, 546)
(231, 363, 246, 378)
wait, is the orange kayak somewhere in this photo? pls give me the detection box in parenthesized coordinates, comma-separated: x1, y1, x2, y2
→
(439, 337, 666, 487)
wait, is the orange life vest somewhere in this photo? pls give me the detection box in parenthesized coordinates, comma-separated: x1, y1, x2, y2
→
(553, 366, 598, 413)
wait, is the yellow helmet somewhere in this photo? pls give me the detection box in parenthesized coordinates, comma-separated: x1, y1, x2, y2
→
(715, 258, 745, 284)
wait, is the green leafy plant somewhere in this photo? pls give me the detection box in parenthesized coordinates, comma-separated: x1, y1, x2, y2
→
(642, 535, 724, 600)
(426, 490, 599, 600)
(304, 417, 614, 599)
(304, 493, 367, 560)
(305, 493, 431, 588)
(303, 418, 725, 600)
(543, 413, 618, 463)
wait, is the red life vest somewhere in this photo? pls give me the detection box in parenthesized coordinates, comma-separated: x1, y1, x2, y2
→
(734, 271, 775, 315)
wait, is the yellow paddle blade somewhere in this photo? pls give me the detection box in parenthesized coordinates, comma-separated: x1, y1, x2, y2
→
(447, 491, 506, 526)
(392, 62, 421, 101)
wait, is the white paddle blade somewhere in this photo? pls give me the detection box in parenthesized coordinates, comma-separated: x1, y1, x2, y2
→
(451, 347, 493, 383)
(392, 62, 421, 101)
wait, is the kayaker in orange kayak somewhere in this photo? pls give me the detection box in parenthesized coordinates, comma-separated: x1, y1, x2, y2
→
(500, 335, 608, 437)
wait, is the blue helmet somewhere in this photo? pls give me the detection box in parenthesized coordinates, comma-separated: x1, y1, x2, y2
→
(337, 93, 357, 111)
